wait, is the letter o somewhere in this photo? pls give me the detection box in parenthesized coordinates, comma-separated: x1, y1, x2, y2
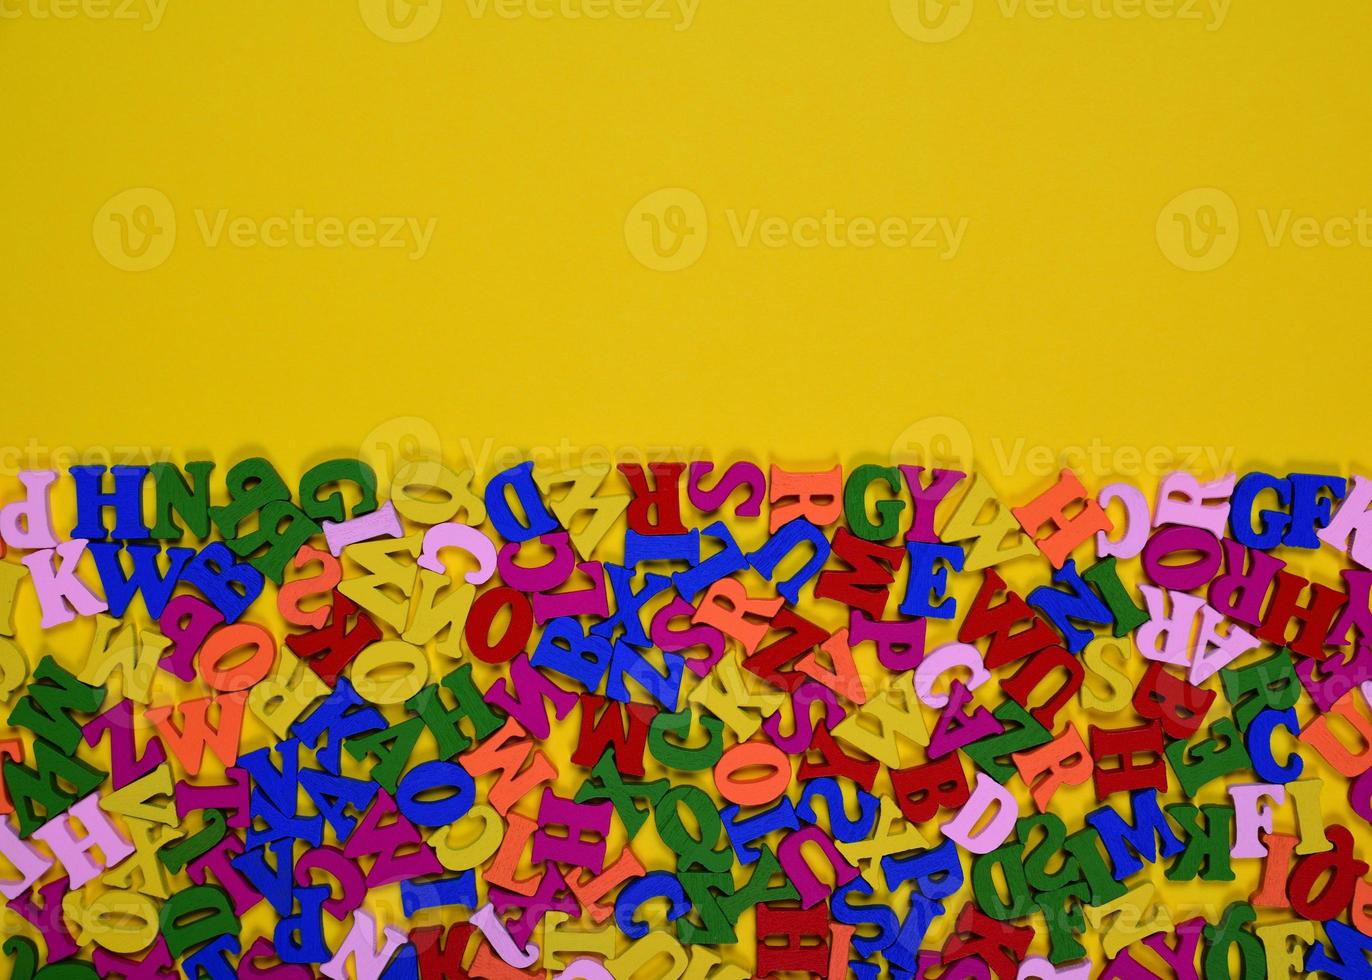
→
(198, 623, 275, 692)
(351, 639, 429, 704)
(714, 743, 791, 806)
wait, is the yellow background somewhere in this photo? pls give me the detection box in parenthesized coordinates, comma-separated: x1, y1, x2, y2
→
(4, 0, 1371, 482)
(2, 0, 1371, 976)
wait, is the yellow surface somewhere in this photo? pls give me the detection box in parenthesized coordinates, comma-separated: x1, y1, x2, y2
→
(2, 1, 1371, 975)
(4, 1, 1371, 484)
